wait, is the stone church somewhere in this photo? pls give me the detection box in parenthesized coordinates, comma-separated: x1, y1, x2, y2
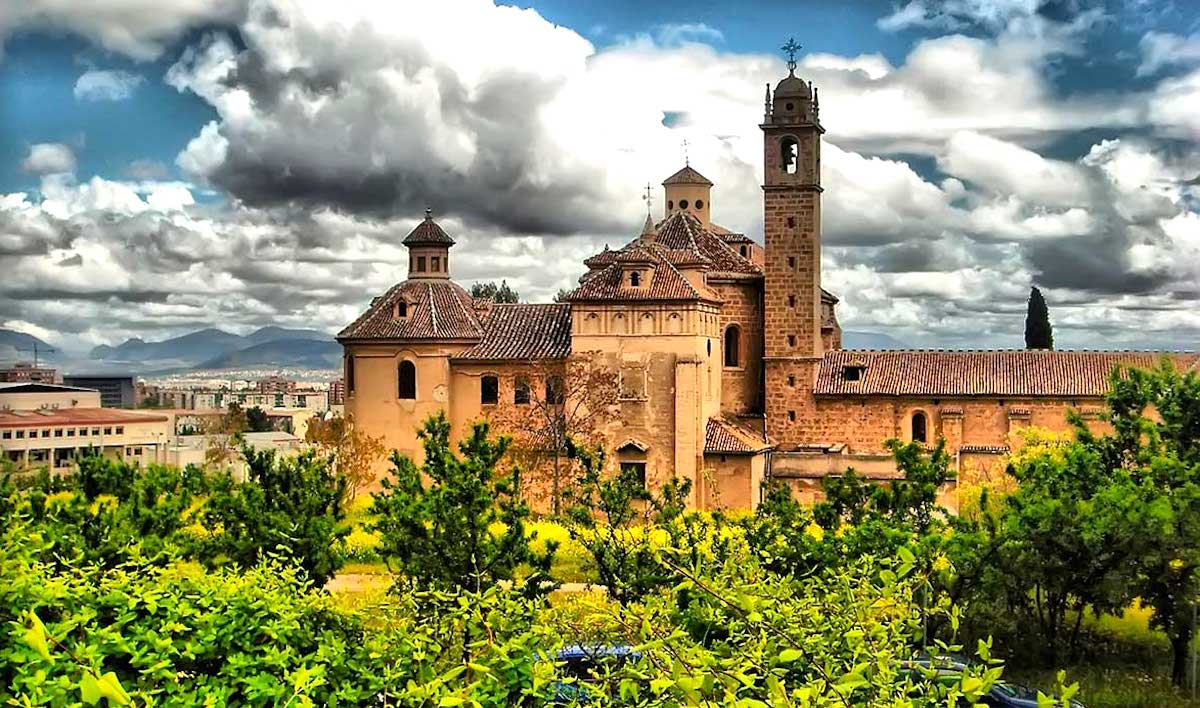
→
(338, 59, 1198, 510)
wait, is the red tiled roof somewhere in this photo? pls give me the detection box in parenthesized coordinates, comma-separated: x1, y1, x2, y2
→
(816, 350, 1200, 398)
(654, 212, 760, 276)
(705, 416, 772, 455)
(338, 279, 484, 341)
(402, 212, 456, 246)
(564, 253, 719, 303)
(451, 304, 572, 362)
(0, 408, 168, 428)
(663, 165, 713, 186)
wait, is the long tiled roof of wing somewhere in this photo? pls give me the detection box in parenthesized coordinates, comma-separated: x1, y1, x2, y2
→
(451, 304, 572, 361)
(337, 279, 484, 340)
(815, 349, 1200, 397)
(705, 416, 772, 455)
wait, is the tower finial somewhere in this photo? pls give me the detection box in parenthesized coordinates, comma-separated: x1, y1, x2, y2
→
(781, 37, 801, 75)
(642, 182, 653, 215)
(424, 206, 433, 220)
(682, 138, 689, 166)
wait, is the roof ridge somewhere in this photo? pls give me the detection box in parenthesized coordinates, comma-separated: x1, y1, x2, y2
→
(426, 282, 439, 336)
(658, 258, 703, 300)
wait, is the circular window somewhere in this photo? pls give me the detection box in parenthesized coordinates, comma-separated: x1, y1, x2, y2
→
(695, 199, 704, 209)
(667, 200, 674, 210)
(785, 102, 794, 111)
(680, 199, 689, 209)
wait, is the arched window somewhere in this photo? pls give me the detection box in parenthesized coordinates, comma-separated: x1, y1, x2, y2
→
(394, 301, 407, 318)
(398, 360, 416, 400)
(629, 271, 641, 287)
(514, 377, 531, 405)
(481, 375, 498, 405)
(545, 375, 564, 404)
(724, 325, 740, 368)
(911, 411, 928, 443)
(780, 136, 799, 175)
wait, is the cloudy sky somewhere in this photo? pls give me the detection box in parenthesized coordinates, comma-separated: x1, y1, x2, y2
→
(1, 0, 1197, 351)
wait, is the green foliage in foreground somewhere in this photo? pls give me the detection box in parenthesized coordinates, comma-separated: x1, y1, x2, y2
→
(3, 445, 348, 585)
(372, 412, 556, 595)
(1, 513, 1005, 706)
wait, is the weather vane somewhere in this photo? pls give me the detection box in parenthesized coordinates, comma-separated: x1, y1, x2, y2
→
(642, 182, 653, 214)
(682, 138, 690, 166)
(781, 37, 801, 74)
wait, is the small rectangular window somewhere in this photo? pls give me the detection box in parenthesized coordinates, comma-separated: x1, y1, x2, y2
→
(545, 376, 564, 405)
(787, 375, 795, 387)
(54, 429, 63, 437)
(787, 216, 796, 228)
(787, 256, 795, 268)
(66, 429, 74, 437)
(416, 256, 426, 272)
(103, 427, 112, 435)
(41, 429, 50, 438)
(620, 461, 647, 489)
(1, 431, 10, 439)
(788, 294, 796, 307)
(115, 426, 124, 435)
(92, 428, 101, 436)
(843, 366, 865, 382)
(788, 410, 796, 422)
(15, 430, 25, 439)
(481, 375, 499, 405)
(431, 256, 440, 272)
(787, 335, 796, 347)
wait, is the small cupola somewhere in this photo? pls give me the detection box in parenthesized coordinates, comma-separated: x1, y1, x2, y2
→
(403, 208, 455, 279)
(765, 38, 818, 126)
(662, 165, 713, 226)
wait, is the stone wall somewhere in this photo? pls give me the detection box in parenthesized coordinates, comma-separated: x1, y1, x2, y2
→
(713, 279, 764, 415)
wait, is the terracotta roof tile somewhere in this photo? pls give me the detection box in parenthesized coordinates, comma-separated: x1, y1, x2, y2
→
(451, 304, 572, 361)
(338, 279, 483, 341)
(705, 416, 772, 455)
(402, 212, 456, 246)
(816, 350, 1200, 397)
(662, 165, 713, 186)
(564, 247, 721, 303)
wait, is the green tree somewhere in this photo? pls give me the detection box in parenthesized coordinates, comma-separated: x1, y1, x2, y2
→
(371, 412, 556, 595)
(1024, 285, 1054, 350)
(201, 447, 348, 586)
(469, 280, 520, 303)
(244, 405, 272, 432)
(562, 441, 694, 604)
(1081, 360, 1200, 685)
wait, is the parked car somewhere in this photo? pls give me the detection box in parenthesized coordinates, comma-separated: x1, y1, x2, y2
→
(905, 655, 1086, 708)
(549, 644, 639, 705)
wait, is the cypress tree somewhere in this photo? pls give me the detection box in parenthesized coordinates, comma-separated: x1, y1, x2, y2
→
(1024, 286, 1054, 350)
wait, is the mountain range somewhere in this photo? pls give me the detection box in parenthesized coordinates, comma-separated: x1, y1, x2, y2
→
(86, 326, 340, 372)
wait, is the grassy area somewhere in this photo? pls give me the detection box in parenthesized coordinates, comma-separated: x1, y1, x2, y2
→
(1005, 601, 1200, 708)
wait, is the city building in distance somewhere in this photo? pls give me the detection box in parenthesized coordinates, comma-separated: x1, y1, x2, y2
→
(62, 375, 136, 408)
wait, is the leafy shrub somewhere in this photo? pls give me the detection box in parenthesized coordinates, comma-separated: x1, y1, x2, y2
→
(372, 412, 557, 595)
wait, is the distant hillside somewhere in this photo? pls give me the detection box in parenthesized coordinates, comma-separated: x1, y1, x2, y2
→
(842, 331, 908, 350)
(0, 328, 60, 363)
(195, 338, 342, 370)
(91, 328, 244, 362)
(90, 326, 334, 369)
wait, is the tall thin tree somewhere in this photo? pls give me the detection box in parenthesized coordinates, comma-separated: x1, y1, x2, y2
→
(1024, 286, 1054, 350)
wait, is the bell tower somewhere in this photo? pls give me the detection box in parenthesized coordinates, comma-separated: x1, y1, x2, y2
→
(762, 38, 825, 446)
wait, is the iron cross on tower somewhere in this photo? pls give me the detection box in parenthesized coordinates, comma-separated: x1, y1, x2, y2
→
(781, 37, 801, 74)
(642, 182, 653, 214)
